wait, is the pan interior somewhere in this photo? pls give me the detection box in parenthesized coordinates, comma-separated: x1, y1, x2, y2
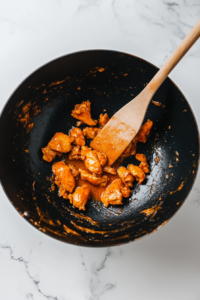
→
(0, 50, 199, 246)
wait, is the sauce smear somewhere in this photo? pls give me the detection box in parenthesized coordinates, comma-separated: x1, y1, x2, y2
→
(65, 156, 120, 201)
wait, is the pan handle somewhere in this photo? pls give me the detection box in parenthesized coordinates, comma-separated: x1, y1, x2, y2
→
(148, 19, 200, 92)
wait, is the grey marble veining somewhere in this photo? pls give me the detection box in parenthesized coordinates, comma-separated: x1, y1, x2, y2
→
(0, 0, 200, 299)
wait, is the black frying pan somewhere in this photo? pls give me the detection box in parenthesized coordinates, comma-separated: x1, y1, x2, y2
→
(0, 50, 199, 247)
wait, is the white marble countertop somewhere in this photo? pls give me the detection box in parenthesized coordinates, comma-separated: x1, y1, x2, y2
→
(0, 0, 200, 299)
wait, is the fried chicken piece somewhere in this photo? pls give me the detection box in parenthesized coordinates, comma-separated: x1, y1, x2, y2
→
(128, 164, 146, 184)
(48, 132, 72, 153)
(101, 179, 131, 207)
(79, 169, 109, 187)
(103, 165, 116, 175)
(120, 120, 152, 158)
(122, 141, 133, 157)
(62, 192, 69, 200)
(135, 153, 147, 162)
(81, 146, 102, 175)
(135, 154, 149, 173)
(95, 151, 107, 166)
(69, 127, 85, 146)
(99, 113, 109, 127)
(117, 166, 135, 187)
(69, 164, 79, 178)
(71, 100, 97, 126)
(121, 138, 138, 158)
(136, 119, 153, 143)
(130, 138, 138, 155)
(121, 185, 132, 198)
(83, 127, 101, 139)
(52, 162, 75, 197)
(68, 145, 82, 160)
(76, 120, 83, 127)
(139, 162, 149, 174)
(68, 185, 90, 211)
(42, 145, 60, 162)
(42, 132, 71, 162)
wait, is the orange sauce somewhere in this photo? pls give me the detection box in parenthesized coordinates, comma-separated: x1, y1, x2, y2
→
(65, 156, 120, 201)
(98, 68, 105, 72)
(152, 100, 161, 107)
(42, 227, 66, 237)
(170, 181, 184, 195)
(49, 79, 65, 87)
(152, 100, 165, 109)
(27, 123, 34, 133)
(71, 220, 135, 235)
(33, 105, 41, 116)
(19, 102, 34, 133)
(142, 207, 154, 216)
(64, 206, 99, 226)
(63, 224, 80, 235)
(71, 221, 107, 234)
(141, 205, 161, 217)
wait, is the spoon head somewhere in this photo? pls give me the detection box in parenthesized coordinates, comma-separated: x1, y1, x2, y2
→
(90, 88, 151, 164)
(90, 116, 136, 165)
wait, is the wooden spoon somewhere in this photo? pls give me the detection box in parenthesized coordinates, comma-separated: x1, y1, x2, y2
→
(91, 20, 200, 165)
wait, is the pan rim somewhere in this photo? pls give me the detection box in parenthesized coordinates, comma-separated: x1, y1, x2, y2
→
(0, 49, 199, 247)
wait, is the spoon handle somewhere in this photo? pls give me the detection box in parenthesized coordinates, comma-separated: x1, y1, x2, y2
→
(148, 19, 200, 94)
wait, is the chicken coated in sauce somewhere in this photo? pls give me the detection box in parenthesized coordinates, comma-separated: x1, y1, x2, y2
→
(128, 164, 146, 185)
(83, 127, 101, 139)
(48, 132, 72, 153)
(69, 164, 79, 178)
(103, 165, 116, 175)
(121, 185, 132, 197)
(76, 120, 83, 127)
(68, 145, 82, 160)
(129, 138, 138, 155)
(117, 166, 135, 187)
(69, 127, 85, 146)
(96, 151, 107, 166)
(79, 169, 109, 187)
(81, 146, 103, 175)
(136, 119, 153, 143)
(135, 153, 149, 173)
(42, 146, 61, 162)
(122, 141, 132, 157)
(71, 100, 97, 126)
(121, 138, 137, 158)
(68, 185, 90, 211)
(99, 113, 110, 127)
(42, 132, 72, 162)
(101, 179, 131, 207)
(42, 98, 154, 211)
(52, 162, 75, 198)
